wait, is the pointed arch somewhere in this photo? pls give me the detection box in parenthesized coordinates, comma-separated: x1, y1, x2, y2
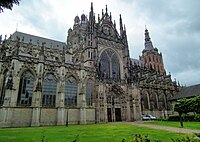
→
(43, 71, 59, 82)
(42, 73, 57, 107)
(17, 67, 37, 79)
(65, 76, 77, 107)
(141, 91, 149, 110)
(158, 93, 166, 110)
(98, 48, 121, 80)
(17, 70, 34, 106)
(149, 92, 158, 110)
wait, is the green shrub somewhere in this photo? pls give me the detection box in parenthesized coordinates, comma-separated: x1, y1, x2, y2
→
(168, 114, 200, 122)
(168, 115, 180, 121)
(156, 118, 168, 121)
(122, 133, 200, 142)
(182, 114, 195, 121)
(194, 114, 200, 122)
(171, 133, 200, 142)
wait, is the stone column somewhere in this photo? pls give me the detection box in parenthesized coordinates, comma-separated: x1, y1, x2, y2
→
(57, 80, 65, 125)
(31, 107, 41, 126)
(133, 87, 141, 120)
(126, 100, 131, 121)
(31, 63, 43, 126)
(147, 93, 150, 110)
(31, 78, 42, 126)
(1, 60, 20, 127)
(79, 81, 87, 124)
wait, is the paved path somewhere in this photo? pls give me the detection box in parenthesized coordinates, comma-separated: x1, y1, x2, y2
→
(115, 122, 200, 134)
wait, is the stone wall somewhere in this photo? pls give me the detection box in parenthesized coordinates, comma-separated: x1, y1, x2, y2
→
(40, 108, 57, 126)
(86, 108, 95, 124)
(12, 108, 32, 127)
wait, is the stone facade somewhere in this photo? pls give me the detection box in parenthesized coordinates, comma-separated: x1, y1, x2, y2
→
(0, 3, 180, 127)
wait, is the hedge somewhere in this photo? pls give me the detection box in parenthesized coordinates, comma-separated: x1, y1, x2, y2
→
(168, 114, 200, 122)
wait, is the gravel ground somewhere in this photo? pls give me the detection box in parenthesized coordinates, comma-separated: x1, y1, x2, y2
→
(123, 121, 200, 134)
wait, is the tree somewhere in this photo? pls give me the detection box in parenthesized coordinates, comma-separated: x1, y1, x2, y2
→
(174, 98, 188, 127)
(174, 95, 200, 127)
(191, 95, 200, 114)
(0, 0, 20, 13)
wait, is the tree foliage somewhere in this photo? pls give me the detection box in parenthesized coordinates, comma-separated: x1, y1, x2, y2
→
(0, 0, 20, 13)
(174, 95, 200, 127)
(174, 95, 200, 114)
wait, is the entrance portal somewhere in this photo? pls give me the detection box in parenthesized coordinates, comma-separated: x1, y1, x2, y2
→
(107, 108, 112, 122)
(115, 108, 121, 121)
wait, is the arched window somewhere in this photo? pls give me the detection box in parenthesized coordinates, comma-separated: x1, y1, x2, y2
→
(17, 70, 34, 106)
(99, 49, 120, 80)
(99, 50, 110, 78)
(141, 93, 149, 110)
(86, 79, 93, 106)
(158, 94, 166, 110)
(42, 74, 56, 107)
(65, 76, 77, 107)
(149, 93, 158, 110)
(0, 72, 8, 106)
(112, 54, 120, 80)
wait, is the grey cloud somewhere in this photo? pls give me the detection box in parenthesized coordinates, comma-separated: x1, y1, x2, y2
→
(16, 0, 66, 41)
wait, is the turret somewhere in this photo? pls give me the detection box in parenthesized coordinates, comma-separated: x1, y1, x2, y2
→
(144, 27, 154, 51)
(140, 27, 165, 75)
(74, 16, 80, 25)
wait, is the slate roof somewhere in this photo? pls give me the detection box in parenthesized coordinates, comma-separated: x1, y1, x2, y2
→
(10, 31, 67, 50)
(171, 84, 200, 100)
(131, 58, 144, 67)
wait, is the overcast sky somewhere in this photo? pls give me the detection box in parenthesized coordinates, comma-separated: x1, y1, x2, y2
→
(0, 0, 200, 86)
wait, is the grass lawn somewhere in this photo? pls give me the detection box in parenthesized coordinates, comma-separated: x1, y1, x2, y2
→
(144, 121, 200, 130)
(0, 123, 188, 142)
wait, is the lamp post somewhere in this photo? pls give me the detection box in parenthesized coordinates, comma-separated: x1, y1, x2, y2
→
(66, 109, 68, 127)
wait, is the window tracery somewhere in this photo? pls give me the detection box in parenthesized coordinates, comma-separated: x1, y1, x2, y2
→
(99, 49, 120, 80)
(65, 76, 77, 107)
(42, 74, 56, 107)
(17, 70, 34, 106)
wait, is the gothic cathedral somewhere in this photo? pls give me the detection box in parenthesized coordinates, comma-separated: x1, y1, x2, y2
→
(0, 3, 180, 127)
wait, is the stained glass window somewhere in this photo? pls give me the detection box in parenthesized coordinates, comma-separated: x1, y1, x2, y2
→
(42, 74, 56, 107)
(111, 54, 120, 80)
(65, 76, 77, 107)
(17, 70, 34, 106)
(99, 49, 120, 80)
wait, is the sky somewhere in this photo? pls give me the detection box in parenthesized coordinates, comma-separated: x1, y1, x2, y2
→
(0, 0, 200, 86)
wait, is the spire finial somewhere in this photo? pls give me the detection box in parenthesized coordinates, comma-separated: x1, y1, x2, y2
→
(106, 5, 108, 14)
(144, 26, 154, 51)
(119, 14, 123, 36)
(110, 12, 112, 20)
(98, 14, 100, 22)
(124, 24, 126, 31)
(102, 9, 104, 16)
(91, 2, 93, 12)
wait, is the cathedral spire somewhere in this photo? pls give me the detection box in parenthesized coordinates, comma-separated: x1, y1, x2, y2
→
(106, 5, 108, 14)
(144, 26, 154, 51)
(91, 2, 93, 12)
(119, 14, 123, 37)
